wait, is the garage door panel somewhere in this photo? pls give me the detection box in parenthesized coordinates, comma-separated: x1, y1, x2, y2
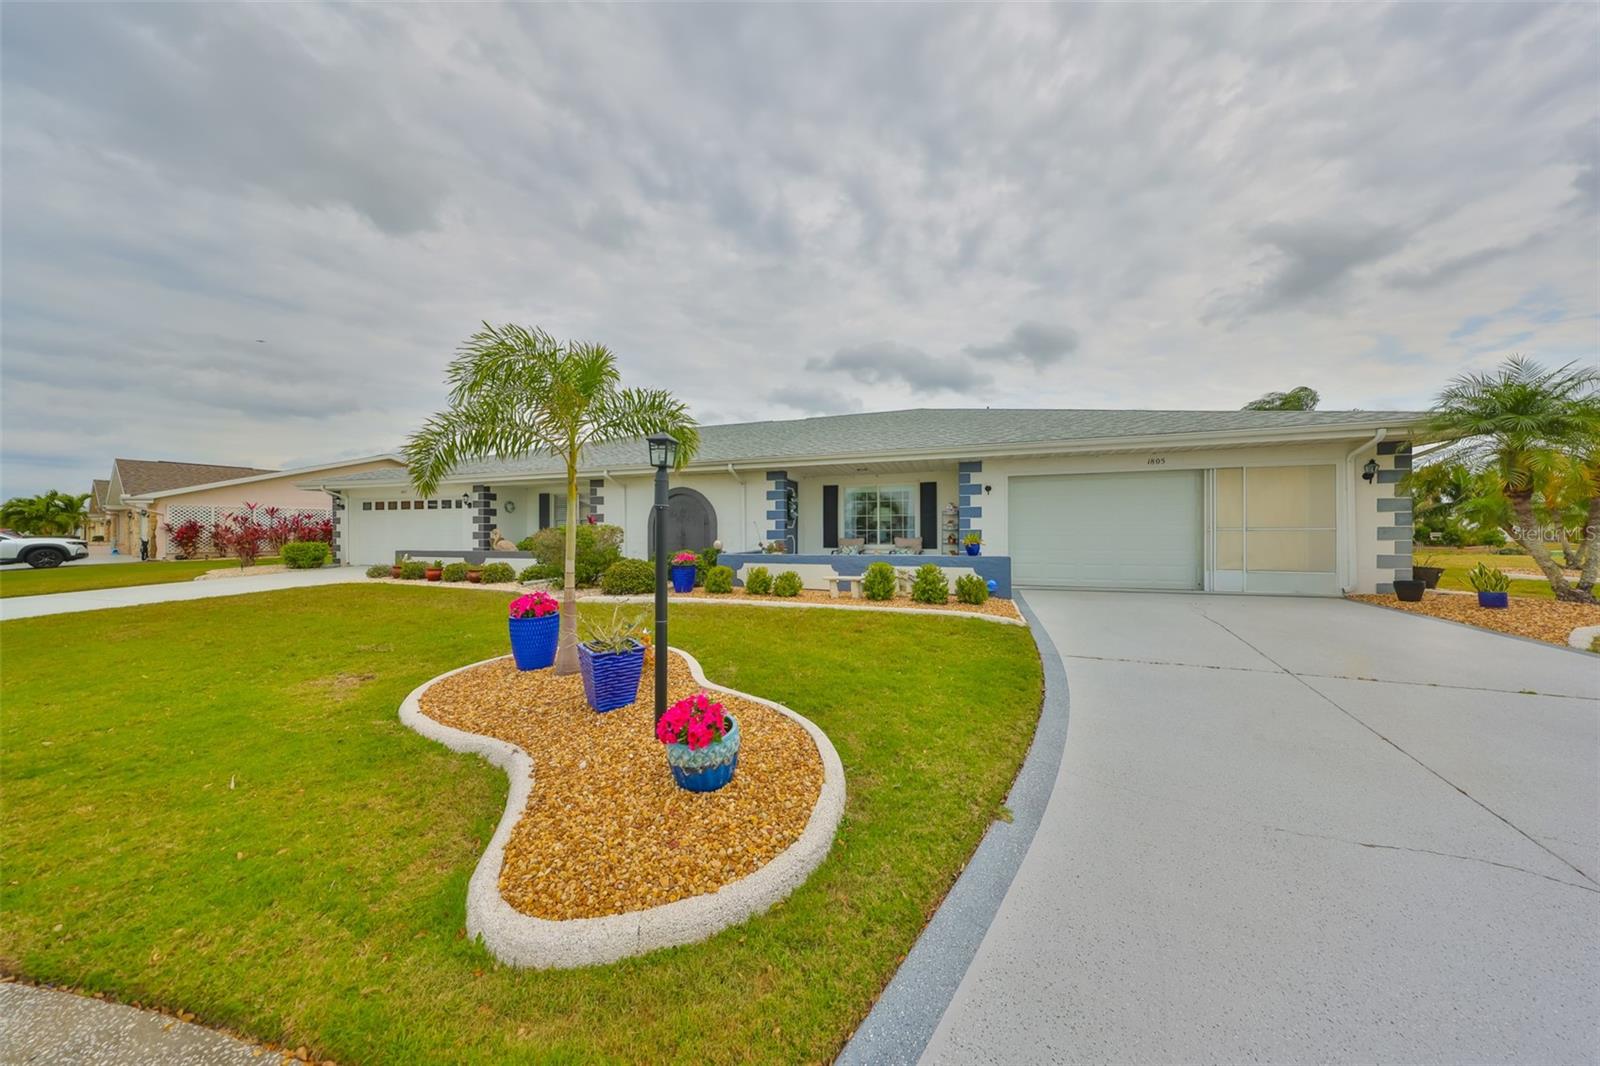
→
(1010, 472, 1201, 590)
(346, 499, 473, 564)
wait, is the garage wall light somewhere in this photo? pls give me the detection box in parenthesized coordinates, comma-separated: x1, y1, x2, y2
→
(1361, 459, 1379, 483)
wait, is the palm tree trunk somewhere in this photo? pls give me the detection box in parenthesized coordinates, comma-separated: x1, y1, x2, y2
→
(554, 460, 582, 675)
(1577, 496, 1600, 595)
(1507, 491, 1592, 603)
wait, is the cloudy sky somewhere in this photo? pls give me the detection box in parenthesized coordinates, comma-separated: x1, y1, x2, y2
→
(3, 3, 1596, 497)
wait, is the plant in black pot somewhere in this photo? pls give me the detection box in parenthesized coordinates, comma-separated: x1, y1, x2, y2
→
(1392, 576, 1426, 602)
(1411, 554, 1444, 589)
(577, 606, 647, 712)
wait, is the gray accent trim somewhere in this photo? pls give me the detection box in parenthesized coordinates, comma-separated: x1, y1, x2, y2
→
(1377, 553, 1413, 568)
(1391, 452, 1413, 470)
(1376, 497, 1411, 512)
(1376, 469, 1405, 484)
(1376, 440, 1404, 455)
(1376, 526, 1414, 541)
(1376, 582, 1395, 594)
(836, 591, 1066, 1066)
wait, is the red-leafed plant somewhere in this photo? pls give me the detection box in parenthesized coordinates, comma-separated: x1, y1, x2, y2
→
(163, 519, 206, 559)
(216, 503, 267, 567)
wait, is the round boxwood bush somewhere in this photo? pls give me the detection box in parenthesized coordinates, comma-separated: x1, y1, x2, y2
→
(519, 562, 561, 583)
(281, 541, 329, 569)
(744, 565, 773, 596)
(398, 560, 427, 580)
(704, 565, 734, 594)
(954, 573, 989, 605)
(910, 563, 949, 604)
(365, 564, 390, 579)
(862, 561, 897, 601)
(772, 570, 803, 597)
(600, 558, 655, 595)
(441, 562, 470, 582)
(479, 562, 516, 584)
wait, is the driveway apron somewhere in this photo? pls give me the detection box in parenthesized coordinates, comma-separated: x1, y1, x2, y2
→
(922, 591, 1599, 1065)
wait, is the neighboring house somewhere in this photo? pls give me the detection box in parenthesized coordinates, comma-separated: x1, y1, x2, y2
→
(85, 479, 112, 543)
(106, 455, 404, 559)
(307, 408, 1426, 595)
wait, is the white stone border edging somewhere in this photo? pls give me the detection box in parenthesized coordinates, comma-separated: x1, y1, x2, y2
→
(1569, 624, 1600, 651)
(397, 648, 846, 970)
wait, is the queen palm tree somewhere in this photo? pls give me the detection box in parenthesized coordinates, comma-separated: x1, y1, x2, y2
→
(406, 324, 700, 673)
(0, 491, 91, 536)
(1243, 385, 1320, 411)
(1427, 357, 1600, 603)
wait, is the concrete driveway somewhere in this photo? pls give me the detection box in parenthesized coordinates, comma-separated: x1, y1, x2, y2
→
(924, 591, 1599, 1064)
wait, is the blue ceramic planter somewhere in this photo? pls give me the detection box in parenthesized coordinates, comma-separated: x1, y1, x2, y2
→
(665, 714, 741, 792)
(508, 613, 559, 671)
(1477, 590, 1509, 609)
(670, 564, 697, 593)
(578, 639, 645, 712)
(964, 543, 981, 556)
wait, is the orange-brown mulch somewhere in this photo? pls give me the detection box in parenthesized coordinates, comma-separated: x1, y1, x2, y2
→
(1348, 591, 1600, 647)
(417, 652, 823, 920)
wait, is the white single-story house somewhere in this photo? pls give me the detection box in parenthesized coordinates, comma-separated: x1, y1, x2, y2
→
(305, 408, 1426, 596)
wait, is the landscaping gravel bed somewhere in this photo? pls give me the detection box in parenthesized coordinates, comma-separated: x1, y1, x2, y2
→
(673, 586, 1024, 620)
(418, 652, 823, 920)
(1349, 591, 1600, 647)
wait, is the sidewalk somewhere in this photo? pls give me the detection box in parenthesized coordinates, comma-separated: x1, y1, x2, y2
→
(0, 982, 266, 1065)
(0, 567, 366, 621)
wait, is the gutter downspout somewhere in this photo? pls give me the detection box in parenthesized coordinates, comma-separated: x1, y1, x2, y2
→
(726, 464, 746, 551)
(1342, 429, 1386, 593)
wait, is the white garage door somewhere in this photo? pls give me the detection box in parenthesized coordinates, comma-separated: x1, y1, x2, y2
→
(344, 498, 474, 565)
(1010, 471, 1202, 589)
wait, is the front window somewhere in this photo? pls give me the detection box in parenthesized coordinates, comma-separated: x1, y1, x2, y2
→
(843, 486, 916, 545)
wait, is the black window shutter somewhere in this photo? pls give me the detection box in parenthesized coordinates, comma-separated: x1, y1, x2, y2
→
(822, 485, 839, 548)
(919, 482, 937, 548)
(538, 493, 550, 530)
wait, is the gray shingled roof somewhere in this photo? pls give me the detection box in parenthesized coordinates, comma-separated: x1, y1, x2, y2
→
(311, 407, 1426, 487)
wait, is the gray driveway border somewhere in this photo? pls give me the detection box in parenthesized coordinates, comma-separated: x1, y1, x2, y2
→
(836, 590, 1070, 1065)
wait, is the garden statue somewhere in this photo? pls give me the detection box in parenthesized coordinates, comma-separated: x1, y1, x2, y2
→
(489, 527, 517, 552)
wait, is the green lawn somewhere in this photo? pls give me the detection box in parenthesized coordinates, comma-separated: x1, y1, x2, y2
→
(0, 586, 1042, 1064)
(0, 557, 282, 599)
(1419, 548, 1557, 600)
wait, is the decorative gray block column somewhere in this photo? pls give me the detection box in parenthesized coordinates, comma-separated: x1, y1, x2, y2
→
(472, 484, 496, 551)
(1373, 442, 1413, 593)
(958, 461, 983, 543)
(329, 494, 345, 564)
(587, 478, 605, 523)
(764, 470, 794, 550)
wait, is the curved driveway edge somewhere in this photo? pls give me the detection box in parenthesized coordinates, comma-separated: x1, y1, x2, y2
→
(836, 590, 1069, 1065)
(398, 648, 845, 970)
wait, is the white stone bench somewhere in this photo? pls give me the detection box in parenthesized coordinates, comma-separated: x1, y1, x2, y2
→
(823, 574, 865, 599)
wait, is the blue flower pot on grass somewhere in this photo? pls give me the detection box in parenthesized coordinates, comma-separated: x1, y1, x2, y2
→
(508, 613, 559, 671)
(670, 565, 697, 593)
(1477, 591, 1509, 609)
(665, 714, 740, 792)
(578, 639, 646, 712)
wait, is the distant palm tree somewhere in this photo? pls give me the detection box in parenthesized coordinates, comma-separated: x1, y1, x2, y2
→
(406, 324, 700, 673)
(1427, 357, 1600, 602)
(0, 491, 91, 536)
(1243, 386, 1320, 411)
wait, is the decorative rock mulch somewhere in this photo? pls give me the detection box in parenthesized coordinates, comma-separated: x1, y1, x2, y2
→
(418, 652, 823, 920)
(1349, 591, 1600, 648)
(667, 586, 1024, 620)
(195, 564, 290, 580)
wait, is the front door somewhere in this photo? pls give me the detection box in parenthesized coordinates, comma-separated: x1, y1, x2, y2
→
(650, 489, 718, 555)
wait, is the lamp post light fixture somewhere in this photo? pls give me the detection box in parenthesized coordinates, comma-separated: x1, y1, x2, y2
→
(1362, 458, 1380, 484)
(647, 433, 679, 724)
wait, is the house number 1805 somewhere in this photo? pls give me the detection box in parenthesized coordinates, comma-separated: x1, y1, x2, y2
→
(1146, 457, 1166, 465)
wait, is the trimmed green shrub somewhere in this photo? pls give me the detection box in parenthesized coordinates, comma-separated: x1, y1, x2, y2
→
(441, 562, 470, 582)
(519, 564, 556, 583)
(365, 564, 390, 579)
(704, 565, 734, 594)
(693, 546, 722, 586)
(773, 570, 803, 597)
(910, 563, 949, 604)
(744, 565, 773, 596)
(479, 562, 516, 584)
(601, 558, 655, 595)
(281, 541, 329, 569)
(862, 561, 897, 601)
(517, 523, 623, 586)
(954, 573, 989, 605)
(398, 560, 427, 580)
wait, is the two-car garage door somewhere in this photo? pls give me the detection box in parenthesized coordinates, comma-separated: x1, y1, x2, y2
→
(1009, 471, 1203, 590)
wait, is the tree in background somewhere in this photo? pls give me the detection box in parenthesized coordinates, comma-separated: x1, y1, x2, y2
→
(0, 491, 92, 536)
(1243, 386, 1320, 411)
(1426, 357, 1600, 603)
(405, 324, 699, 674)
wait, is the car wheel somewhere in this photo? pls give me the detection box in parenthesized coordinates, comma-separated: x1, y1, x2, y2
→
(25, 548, 66, 568)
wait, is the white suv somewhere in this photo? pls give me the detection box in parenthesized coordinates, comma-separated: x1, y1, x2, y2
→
(0, 531, 90, 568)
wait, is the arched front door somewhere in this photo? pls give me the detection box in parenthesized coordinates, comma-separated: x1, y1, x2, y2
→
(648, 488, 717, 555)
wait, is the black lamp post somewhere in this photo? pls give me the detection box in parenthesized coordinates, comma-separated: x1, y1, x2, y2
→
(647, 433, 679, 723)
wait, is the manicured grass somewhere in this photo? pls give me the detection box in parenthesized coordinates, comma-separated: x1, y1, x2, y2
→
(0, 586, 1042, 1064)
(1418, 547, 1556, 600)
(0, 557, 284, 599)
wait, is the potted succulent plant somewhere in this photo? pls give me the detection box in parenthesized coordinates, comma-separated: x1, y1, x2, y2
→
(656, 691, 740, 792)
(963, 532, 982, 557)
(425, 559, 444, 582)
(578, 607, 647, 712)
(669, 551, 698, 594)
(1467, 562, 1510, 608)
(1393, 576, 1425, 602)
(507, 591, 560, 671)
(467, 566, 484, 584)
(1411, 554, 1444, 589)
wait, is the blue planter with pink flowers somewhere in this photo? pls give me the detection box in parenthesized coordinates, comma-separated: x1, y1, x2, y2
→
(670, 564, 697, 593)
(508, 614, 559, 671)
